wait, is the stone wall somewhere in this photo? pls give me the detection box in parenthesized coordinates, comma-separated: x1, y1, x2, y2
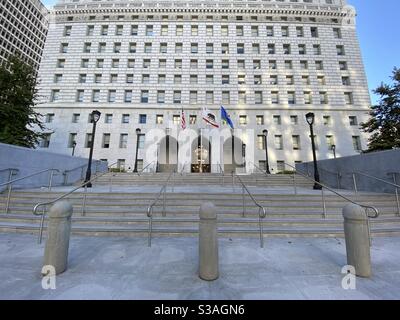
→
(296, 149, 400, 194)
(0, 143, 107, 191)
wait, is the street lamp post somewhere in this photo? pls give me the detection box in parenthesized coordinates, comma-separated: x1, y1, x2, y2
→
(305, 112, 322, 190)
(332, 144, 337, 159)
(84, 110, 101, 188)
(72, 141, 77, 157)
(133, 128, 141, 173)
(242, 143, 246, 169)
(156, 143, 160, 173)
(262, 129, 271, 174)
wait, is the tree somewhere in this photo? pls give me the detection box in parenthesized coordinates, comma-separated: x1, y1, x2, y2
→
(361, 68, 400, 152)
(0, 55, 46, 148)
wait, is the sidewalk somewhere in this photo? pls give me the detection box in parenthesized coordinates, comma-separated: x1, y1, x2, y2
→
(1, 233, 399, 300)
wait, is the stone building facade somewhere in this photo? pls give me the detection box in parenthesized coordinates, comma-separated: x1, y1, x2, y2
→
(35, 0, 371, 173)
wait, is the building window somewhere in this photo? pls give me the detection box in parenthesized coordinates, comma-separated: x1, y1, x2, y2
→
(51, 90, 60, 102)
(257, 135, 265, 150)
(45, 113, 54, 123)
(274, 135, 283, 150)
(349, 116, 358, 126)
(122, 114, 130, 124)
(124, 91, 132, 103)
(290, 115, 298, 125)
(139, 114, 147, 124)
(344, 92, 354, 105)
(256, 115, 264, 125)
(105, 114, 113, 124)
(40, 134, 51, 148)
(157, 91, 165, 104)
(190, 91, 198, 104)
(102, 134, 111, 148)
(173, 115, 180, 125)
(141, 91, 149, 103)
(156, 115, 164, 124)
(239, 115, 247, 125)
(292, 135, 301, 150)
(68, 133, 77, 148)
(119, 134, 128, 149)
(72, 114, 80, 123)
(190, 115, 197, 125)
(323, 116, 331, 126)
(173, 91, 182, 104)
(352, 136, 362, 152)
(85, 133, 93, 148)
(76, 90, 84, 102)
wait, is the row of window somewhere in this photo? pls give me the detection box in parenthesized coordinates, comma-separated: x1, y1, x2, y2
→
(40, 132, 362, 153)
(56, 57, 349, 72)
(59, 41, 346, 56)
(50, 89, 355, 105)
(58, 73, 350, 87)
(45, 112, 359, 127)
(64, 24, 342, 39)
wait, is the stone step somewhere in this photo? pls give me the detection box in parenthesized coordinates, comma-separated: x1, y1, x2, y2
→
(1, 214, 399, 228)
(1, 221, 400, 238)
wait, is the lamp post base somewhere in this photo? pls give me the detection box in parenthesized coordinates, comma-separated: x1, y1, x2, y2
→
(313, 183, 322, 190)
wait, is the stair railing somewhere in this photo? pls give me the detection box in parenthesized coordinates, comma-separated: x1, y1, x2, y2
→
(1, 168, 60, 214)
(146, 170, 176, 247)
(352, 171, 400, 216)
(285, 162, 379, 246)
(232, 172, 267, 248)
(33, 162, 118, 244)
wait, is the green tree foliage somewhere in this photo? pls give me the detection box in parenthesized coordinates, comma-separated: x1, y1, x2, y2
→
(361, 68, 400, 152)
(0, 55, 45, 148)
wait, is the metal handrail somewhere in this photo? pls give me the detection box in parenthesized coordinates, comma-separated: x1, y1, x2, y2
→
(232, 172, 267, 248)
(284, 162, 379, 246)
(2, 168, 60, 214)
(62, 160, 103, 185)
(352, 171, 400, 216)
(146, 170, 176, 247)
(249, 161, 268, 176)
(136, 161, 156, 176)
(33, 162, 118, 244)
(0, 168, 19, 174)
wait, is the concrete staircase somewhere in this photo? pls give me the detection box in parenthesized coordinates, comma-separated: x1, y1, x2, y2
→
(0, 172, 400, 239)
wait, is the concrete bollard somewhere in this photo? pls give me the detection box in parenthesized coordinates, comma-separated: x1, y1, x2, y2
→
(199, 202, 219, 281)
(42, 201, 73, 276)
(342, 204, 371, 278)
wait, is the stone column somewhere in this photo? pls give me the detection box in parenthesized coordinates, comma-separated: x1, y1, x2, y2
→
(199, 202, 219, 281)
(43, 201, 73, 275)
(342, 204, 372, 278)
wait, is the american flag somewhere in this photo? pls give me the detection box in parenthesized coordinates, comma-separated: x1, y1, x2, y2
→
(181, 108, 186, 130)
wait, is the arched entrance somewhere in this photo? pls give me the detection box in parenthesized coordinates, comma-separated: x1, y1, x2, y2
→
(157, 135, 178, 173)
(191, 135, 211, 173)
(223, 136, 245, 172)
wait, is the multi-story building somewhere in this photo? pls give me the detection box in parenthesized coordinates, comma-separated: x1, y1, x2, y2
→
(0, 0, 49, 72)
(36, 0, 371, 173)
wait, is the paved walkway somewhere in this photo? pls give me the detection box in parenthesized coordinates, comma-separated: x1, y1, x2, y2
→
(1, 233, 399, 300)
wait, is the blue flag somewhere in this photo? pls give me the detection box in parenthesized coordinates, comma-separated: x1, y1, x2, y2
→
(221, 106, 234, 129)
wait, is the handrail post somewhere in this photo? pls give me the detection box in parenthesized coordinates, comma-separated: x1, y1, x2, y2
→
(293, 174, 297, 195)
(321, 188, 327, 218)
(393, 173, 400, 216)
(162, 186, 166, 217)
(5, 176, 13, 214)
(337, 173, 341, 189)
(148, 211, 153, 247)
(259, 208, 264, 248)
(38, 206, 46, 244)
(353, 173, 358, 195)
(242, 186, 245, 217)
(48, 170, 55, 191)
(82, 185, 87, 216)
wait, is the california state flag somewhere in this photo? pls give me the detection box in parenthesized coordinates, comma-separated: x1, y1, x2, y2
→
(202, 107, 219, 128)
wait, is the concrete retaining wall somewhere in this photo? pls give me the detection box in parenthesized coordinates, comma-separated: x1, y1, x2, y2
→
(296, 149, 400, 194)
(0, 143, 107, 190)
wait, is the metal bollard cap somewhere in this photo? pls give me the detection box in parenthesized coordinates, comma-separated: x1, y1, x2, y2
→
(48, 201, 73, 219)
(342, 203, 367, 221)
(200, 202, 217, 220)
